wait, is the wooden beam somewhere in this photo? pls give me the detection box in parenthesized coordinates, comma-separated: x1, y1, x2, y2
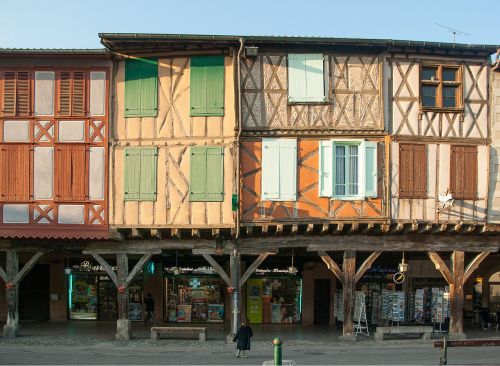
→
(171, 228, 181, 239)
(317, 250, 344, 285)
(201, 254, 230, 286)
(150, 229, 162, 239)
(125, 253, 152, 286)
(212, 228, 220, 238)
(275, 225, 283, 236)
(109, 228, 125, 241)
(0, 266, 7, 283)
(418, 223, 433, 234)
(334, 223, 344, 234)
(261, 225, 269, 236)
(428, 251, 454, 285)
(240, 253, 270, 288)
(192, 229, 200, 239)
(463, 252, 489, 283)
(87, 252, 119, 287)
(130, 228, 145, 239)
(354, 251, 381, 284)
(13, 252, 43, 285)
(291, 224, 298, 236)
(83, 249, 161, 255)
(390, 223, 404, 234)
(449, 251, 465, 335)
(343, 250, 356, 336)
(305, 224, 314, 235)
(193, 248, 277, 255)
(245, 226, 253, 237)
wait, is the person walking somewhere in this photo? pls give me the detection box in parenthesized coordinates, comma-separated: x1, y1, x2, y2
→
(233, 318, 253, 358)
(143, 293, 158, 326)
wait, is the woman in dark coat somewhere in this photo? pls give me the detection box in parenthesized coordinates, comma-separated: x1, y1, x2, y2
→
(233, 318, 253, 358)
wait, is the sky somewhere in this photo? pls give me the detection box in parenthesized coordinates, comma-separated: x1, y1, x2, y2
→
(0, 0, 498, 49)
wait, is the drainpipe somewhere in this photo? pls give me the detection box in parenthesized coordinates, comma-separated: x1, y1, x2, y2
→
(235, 37, 245, 240)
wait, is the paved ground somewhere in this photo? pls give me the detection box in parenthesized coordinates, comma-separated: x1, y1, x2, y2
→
(0, 322, 499, 365)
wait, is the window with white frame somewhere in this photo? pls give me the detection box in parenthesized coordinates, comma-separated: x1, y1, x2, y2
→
(261, 138, 297, 201)
(288, 54, 327, 103)
(319, 140, 378, 199)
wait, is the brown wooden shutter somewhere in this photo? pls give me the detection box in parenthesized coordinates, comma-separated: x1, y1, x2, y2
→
(0, 145, 30, 201)
(1, 71, 30, 117)
(399, 144, 426, 199)
(451, 145, 477, 200)
(58, 71, 86, 117)
(55, 145, 87, 201)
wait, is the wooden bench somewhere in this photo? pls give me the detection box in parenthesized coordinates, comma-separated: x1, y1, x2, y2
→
(374, 326, 433, 341)
(150, 326, 207, 341)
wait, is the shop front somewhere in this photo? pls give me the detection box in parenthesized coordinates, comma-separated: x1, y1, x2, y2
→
(164, 266, 226, 323)
(246, 269, 302, 324)
(67, 260, 144, 321)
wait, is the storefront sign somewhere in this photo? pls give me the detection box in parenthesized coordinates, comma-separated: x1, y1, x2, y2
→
(393, 272, 406, 284)
(72, 260, 117, 273)
(164, 266, 216, 275)
(255, 268, 298, 275)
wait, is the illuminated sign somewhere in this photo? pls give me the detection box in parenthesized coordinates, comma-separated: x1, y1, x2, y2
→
(71, 260, 117, 273)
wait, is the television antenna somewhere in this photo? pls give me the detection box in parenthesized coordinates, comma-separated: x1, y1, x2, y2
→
(435, 23, 470, 44)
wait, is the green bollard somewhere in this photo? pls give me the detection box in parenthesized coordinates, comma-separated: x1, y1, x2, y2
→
(273, 337, 282, 366)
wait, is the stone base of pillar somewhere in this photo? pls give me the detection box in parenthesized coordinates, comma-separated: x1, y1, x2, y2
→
(3, 323, 19, 338)
(115, 319, 131, 341)
(339, 334, 357, 342)
(226, 333, 235, 343)
(448, 333, 467, 340)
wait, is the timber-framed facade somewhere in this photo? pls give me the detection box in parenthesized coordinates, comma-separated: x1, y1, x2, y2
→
(0, 35, 498, 342)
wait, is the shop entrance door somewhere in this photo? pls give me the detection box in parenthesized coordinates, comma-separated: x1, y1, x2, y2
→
(19, 264, 50, 321)
(314, 279, 330, 325)
(98, 277, 117, 320)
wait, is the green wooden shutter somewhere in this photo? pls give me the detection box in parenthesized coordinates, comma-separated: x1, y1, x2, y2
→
(206, 147, 224, 201)
(288, 54, 307, 102)
(190, 147, 208, 201)
(139, 147, 158, 200)
(288, 54, 325, 102)
(190, 56, 224, 116)
(124, 148, 141, 200)
(319, 140, 333, 197)
(364, 141, 378, 198)
(305, 54, 325, 102)
(125, 58, 158, 117)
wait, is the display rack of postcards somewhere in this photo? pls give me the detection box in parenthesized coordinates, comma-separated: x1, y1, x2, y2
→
(380, 290, 393, 324)
(293, 282, 302, 323)
(431, 287, 449, 333)
(414, 289, 425, 323)
(392, 291, 406, 324)
(406, 291, 415, 323)
(354, 291, 369, 336)
(334, 290, 344, 322)
(371, 291, 380, 325)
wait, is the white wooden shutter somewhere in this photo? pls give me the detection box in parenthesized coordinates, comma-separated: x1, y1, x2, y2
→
(278, 139, 297, 201)
(288, 54, 307, 102)
(261, 139, 280, 200)
(364, 141, 378, 197)
(305, 54, 325, 102)
(319, 140, 333, 197)
(34, 71, 55, 116)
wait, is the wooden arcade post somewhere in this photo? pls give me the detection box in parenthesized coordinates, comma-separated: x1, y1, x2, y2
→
(84, 250, 160, 340)
(318, 250, 381, 340)
(428, 250, 489, 337)
(0, 251, 44, 337)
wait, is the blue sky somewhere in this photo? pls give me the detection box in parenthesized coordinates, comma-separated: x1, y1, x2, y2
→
(0, 0, 498, 49)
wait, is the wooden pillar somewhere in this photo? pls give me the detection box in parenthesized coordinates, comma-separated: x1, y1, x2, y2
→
(342, 250, 356, 336)
(450, 251, 464, 335)
(229, 250, 241, 336)
(115, 253, 130, 340)
(4, 251, 19, 338)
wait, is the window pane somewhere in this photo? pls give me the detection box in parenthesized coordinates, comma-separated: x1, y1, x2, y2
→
(443, 86, 458, 108)
(442, 68, 457, 82)
(422, 67, 438, 81)
(422, 85, 437, 107)
(335, 145, 345, 196)
(348, 145, 358, 196)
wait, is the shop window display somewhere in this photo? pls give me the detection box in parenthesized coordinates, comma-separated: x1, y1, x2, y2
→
(246, 276, 302, 324)
(165, 276, 226, 323)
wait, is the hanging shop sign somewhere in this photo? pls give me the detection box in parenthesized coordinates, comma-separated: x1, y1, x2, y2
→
(72, 260, 117, 273)
(393, 272, 406, 284)
(255, 268, 299, 275)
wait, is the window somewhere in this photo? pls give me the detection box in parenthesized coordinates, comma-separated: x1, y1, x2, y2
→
(319, 140, 377, 199)
(420, 65, 462, 109)
(261, 138, 297, 201)
(189, 146, 224, 202)
(288, 54, 326, 103)
(124, 147, 158, 201)
(0, 71, 30, 117)
(399, 144, 427, 198)
(35, 71, 55, 116)
(190, 56, 225, 116)
(124, 58, 158, 117)
(0, 145, 30, 201)
(450, 145, 477, 200)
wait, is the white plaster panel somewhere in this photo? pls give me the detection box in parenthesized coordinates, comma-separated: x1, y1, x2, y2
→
(35, 71, 55, 116)
(89, 147, 105, 200)
(427, 144, 437, 197)
(438, 144, 451, 195)
(3, 204, 29, 223)
(34, 147, 54, 200)
(477, 145, 488, 199)
(3, 120, 29, 142)
(390, 142, 399, 197)
(90, 71, 106, 116)
(58, 204, 84, 224)
(58, 120, 85, 142)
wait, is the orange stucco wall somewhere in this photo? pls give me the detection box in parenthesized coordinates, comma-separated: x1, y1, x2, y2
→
(241, 139, 385, 222)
